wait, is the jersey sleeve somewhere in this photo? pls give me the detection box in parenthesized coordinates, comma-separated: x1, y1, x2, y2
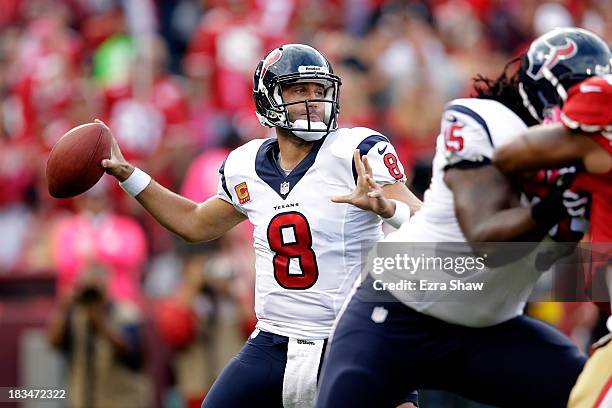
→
(216, 177, 232, 203)
(215, 157, 247, 215)
(561, 75, 612, 133)
(440, 104, 495, 170)
(216, 158, 232, 203)
(355, 135, 407, 185)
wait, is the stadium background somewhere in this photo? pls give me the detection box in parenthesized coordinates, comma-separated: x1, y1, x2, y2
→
(0, 0, 610, 407)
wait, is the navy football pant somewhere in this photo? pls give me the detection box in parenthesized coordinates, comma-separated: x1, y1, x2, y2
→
(202, 330, 286, 407)
(202, 329, 418, 407)
(317, 279, 587, 408)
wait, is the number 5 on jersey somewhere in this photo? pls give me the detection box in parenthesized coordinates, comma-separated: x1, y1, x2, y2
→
(267, 212, 319, 289)
(444, 124, 464, 151)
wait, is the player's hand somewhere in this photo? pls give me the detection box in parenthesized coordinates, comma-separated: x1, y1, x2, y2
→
(331, 150, 395, 218)
(548, 189, 590, 242)
(530, 166, 590, 232)
(96, 119, 134, 182)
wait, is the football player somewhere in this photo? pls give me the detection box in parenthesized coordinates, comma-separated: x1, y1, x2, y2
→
(101, 44, 421, 407)
(493, 74, 612, 408)
(316, 28, 611, 408)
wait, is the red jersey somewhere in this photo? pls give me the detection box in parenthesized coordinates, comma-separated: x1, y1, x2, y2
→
(562, 76, 612, 311)
(572, 132, 612, 243)
(562, 75, 612, 243)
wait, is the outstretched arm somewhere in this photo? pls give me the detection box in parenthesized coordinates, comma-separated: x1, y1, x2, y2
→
(99, 120, 246, 242)
(493, 122, 611, 175)
(132, 185, 246, 242)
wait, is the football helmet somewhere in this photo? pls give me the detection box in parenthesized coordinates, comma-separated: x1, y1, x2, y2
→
(518, 27, 611, 122)
(253, 44, 341, 141)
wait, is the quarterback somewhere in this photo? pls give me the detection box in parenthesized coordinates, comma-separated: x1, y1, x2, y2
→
(101, 44, 420, 407)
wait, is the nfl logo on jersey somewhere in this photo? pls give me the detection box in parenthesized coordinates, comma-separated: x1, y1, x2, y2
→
(280, 181, 290, 195)
(371, 306, 388, 323)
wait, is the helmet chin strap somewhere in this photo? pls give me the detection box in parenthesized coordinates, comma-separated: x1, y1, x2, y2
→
(518, 82, 541, 122)
(290, 120, 328, 141)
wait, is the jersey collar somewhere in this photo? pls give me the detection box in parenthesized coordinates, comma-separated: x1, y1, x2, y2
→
(255, 138, 325, 200)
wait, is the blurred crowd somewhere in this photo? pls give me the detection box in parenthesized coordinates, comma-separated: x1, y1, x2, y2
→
(1, 0, 611, 407)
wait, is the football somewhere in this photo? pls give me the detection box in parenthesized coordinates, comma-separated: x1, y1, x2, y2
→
(46, 122, 112, 198)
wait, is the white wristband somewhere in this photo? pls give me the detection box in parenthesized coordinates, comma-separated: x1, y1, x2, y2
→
(119, 167, 151, 197)
(383, 199, 411, 229)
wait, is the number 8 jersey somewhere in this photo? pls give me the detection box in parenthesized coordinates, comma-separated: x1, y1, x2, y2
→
(217, 127, 406, 339)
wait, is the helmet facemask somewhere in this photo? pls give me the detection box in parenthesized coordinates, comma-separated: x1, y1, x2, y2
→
(258, 74, 341, 141)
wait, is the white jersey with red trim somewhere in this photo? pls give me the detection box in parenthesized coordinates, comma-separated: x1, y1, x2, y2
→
(397, 98, 528, 242)
(217, 127, 405, 339)
(380, 98, 557, 327)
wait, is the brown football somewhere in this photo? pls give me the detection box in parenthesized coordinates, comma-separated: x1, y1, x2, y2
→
(46, 122, 112, 198)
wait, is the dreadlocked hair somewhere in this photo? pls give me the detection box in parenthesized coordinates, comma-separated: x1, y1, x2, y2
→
(472, 57, 538, 126)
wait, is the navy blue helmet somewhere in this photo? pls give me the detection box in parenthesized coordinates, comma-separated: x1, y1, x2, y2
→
(253, 44, 341, 141)
(519, 27, 611, 122)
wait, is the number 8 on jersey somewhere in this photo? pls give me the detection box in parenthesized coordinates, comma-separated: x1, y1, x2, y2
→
(267, 211, 319, 289)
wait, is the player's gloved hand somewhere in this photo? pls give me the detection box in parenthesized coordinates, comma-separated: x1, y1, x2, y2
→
(530, 165, 585, 228)
(331, 149, 395, 218)
(523, 165, 580, 197)
(96, 119, 135, 182)
(532, 187, 590, 270)
(547, 190, 591, 242)
(532, 184, 590, 230)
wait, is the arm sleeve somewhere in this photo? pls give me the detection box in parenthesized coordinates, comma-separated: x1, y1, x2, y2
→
(216, 159, 233, 204)
(215, 157, 248, 215)
(354, 135, 407, 185)
(440, 105, 495, 170)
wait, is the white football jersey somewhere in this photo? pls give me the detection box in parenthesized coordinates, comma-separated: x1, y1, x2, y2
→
(217, 127, 405, 339)
(381, 98, 551, 327)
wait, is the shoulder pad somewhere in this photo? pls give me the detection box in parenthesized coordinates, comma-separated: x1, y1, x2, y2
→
(562, 75, 612, 133)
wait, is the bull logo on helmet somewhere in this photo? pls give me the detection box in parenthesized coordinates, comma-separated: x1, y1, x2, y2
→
(526, 39, 578, 80)
(260, 49, 283, 81)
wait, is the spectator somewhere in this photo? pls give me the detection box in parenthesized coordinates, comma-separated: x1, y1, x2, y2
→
(47, 182, 150, 407)
(47, 269, 151, 408)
